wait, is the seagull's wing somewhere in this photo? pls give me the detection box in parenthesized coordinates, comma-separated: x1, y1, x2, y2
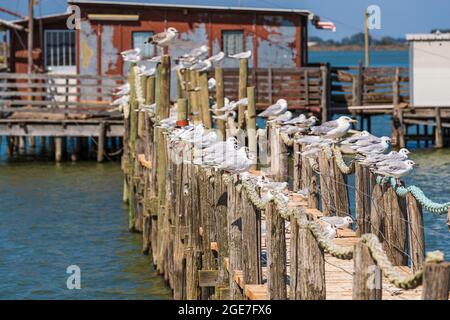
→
(258, 104, 281, 117)
(149, 31, 167, 44)
(311, 120, 339, 135)
(320, 217, 343, 225)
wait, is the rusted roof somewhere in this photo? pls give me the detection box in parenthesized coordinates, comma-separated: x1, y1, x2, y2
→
(67, 0, 314, 16)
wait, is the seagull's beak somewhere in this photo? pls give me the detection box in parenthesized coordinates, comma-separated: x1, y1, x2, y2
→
(350, 119, 357, 123)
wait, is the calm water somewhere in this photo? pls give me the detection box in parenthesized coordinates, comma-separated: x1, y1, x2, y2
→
(0, 50, 449, 299)
(0, 159, 172, 299)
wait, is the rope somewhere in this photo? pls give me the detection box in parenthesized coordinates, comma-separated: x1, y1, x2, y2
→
(377, 177, 450, 214)
(361, 234, 444, 289)
(333, 146, 355, 175)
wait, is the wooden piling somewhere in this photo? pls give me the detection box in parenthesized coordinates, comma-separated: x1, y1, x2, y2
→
(406, 193, 425, 272)
(237, 58, 248, 130)
(355, 163, 371, 235)
(421, 261, 450, 300)
(266, 202, 287, 300)
(353, 242, 382, 300)
(247, 86, 257, 170)
(297, 221, 325, 300)
(215, 67, 226, 140)
(318, 151, 333, 215)
(332, 156, 350, 216)
(435, 107, 443, 148)
(198, 71, 212, 128)
(55, 137, 63, 162)
(97, 122, 106, 163)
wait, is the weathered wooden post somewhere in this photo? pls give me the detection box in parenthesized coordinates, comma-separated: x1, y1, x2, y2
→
(188, 70, 201, 124)
(293, 143, 302, 192)
(198, 71, 212, 128)
(296, 222, 326, 300)
(227, 176, 244, 299)
(406, 194, 425, 272)
(370, 184, 384, 240)
(247, 86, 257, 170)
(353, 242, 382, 300)
(55, 137, 63, 162)
(240, 187, 262, 285)
(318, 151, 333, 215)
(355, 163, 371, 235)
(266, 202, 287, 300)
(237, 58, 248, 130)
(435, 107, 443, 148)
(382, 183, 408, 265)
(97, 121, 106, 163)
(421, 261, 450, 300)
(270, 126, 288, 182)
(320, 64, 330, 122)
(332, 156, 350, 216)
(215, 67, 226, 140)
(176, 98, 188, 126)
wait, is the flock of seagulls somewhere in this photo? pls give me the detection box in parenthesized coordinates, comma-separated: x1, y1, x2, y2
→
(115, 27, 420, 240)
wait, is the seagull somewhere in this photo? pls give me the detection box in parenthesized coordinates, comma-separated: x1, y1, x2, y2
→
(208, 78, 216, 90)
(357, 149, 409, 166)
(310, 116, 356, 140)
(280, 125, 308, 135)
(228, 50, 252, 59)
(352, 137, 391, 155)
(257, 99, 288, 118)
(321, 223, 337, 239)
(207, 51, 225, 63)
(189, 59, 212, 72)
(188, 45, 209, 59)
(137, 66, 156, 77)
(147, 27, 179, 47)
(212, 111, 236, 121)
(147, 55, 162, 63)
(113, 83, 130, 96)
(373, 159, 416, 184)
(121, 48, 141, 62)
(320, 216, 354, 229)
(283, 114, 306, 125)
(374, 149, 410, 167)
(137, 103, 156, 113)
(267, 111, 293, 124)
(112, 95, 129, 106)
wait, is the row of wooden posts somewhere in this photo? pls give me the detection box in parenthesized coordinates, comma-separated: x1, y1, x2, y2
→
(122, 55, 449, 300)
(2, 135, 122, 162)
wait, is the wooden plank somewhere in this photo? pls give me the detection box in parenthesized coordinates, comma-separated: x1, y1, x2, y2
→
(198, 270, 219, 287)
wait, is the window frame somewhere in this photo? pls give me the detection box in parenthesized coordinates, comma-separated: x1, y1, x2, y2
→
(44, 29, 76, 68)
(132, 31, 155, 58)
(221, 29, 245, 56)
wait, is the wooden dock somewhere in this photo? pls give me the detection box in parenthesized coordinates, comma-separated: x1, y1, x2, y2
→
(0, 72, 124, 161)
(121, 57, 450, 300)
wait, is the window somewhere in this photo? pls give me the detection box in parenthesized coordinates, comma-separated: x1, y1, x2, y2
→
(222, 30, 244, 56)
(132, 31, 154, 57)
(45, 30, 75, 67)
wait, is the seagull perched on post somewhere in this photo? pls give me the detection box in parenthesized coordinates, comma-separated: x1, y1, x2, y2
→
(320, 216, 354, 229)
(267, 111, 293, 124)
(146, 27, 179, 47)
(257, 99, 288, 118)
(189, 59, 212, 72)
(373, 159, 416, 185)
(121, 48, 141, 62)
(207, 51, 225, 63)
(310, 116, 356, 140)
(228, 50, 252, 59)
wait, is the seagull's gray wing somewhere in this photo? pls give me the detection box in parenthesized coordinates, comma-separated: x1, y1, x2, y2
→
(149, 31, 167, 44)
(311, 120, 339, 135)
(320, 216, 343, 225)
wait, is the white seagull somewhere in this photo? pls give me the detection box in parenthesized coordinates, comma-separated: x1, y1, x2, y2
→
(121, 48, 141, 62)
(147, 27, 179, 47)
(228, 50, 252, 59)
(189, 59, 212, 72)
(257, 99, 288, 118)
(310, 116, 356, 140)
(267, 111, 293, 124)
(373, 159, 416, 184)
(207, 51, 225, 63)
(320, 216, 354, 229)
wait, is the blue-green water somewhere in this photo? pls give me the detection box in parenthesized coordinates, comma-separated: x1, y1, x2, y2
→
(0, 159, 172, 299)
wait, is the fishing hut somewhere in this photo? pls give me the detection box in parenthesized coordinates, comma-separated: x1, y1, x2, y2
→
(120, 48, 450, 300)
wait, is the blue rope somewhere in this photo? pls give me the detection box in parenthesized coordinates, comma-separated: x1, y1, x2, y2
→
(375, 176, 450, 214)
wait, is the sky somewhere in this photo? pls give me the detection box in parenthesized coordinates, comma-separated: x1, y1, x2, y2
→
(1, 0, 449, 41)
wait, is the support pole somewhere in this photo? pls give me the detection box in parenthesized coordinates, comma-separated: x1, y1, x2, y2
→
(247, 86, 257, 170)
(237, 58, 248, 130)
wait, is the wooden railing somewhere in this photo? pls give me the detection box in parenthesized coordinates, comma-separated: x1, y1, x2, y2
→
(209, 66, 327, 114)
(0, 73, 124, 112)
(330, 64, 410, 113)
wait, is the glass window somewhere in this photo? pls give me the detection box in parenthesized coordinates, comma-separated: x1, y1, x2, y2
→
(222, 30, 244, 56)
(45, 30, 76, 67)
(132, 31, 154, 58)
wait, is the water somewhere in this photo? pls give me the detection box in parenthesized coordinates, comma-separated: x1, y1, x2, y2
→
(0, 160, 172, 299)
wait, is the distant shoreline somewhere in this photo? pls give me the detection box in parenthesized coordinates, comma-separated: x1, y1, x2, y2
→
(309, 44, 408, 52)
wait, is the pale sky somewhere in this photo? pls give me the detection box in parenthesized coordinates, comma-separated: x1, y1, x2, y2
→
(1, 0, 449, 40)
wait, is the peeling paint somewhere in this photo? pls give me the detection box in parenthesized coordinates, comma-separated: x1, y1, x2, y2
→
(101, 25, 119, 75)
(79, 20, 98, 100)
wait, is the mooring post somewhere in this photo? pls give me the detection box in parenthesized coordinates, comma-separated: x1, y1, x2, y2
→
(421, 261, 450, 300)
(176, 98, 188, 127)
(297, 221, 326, 300)
(137, 75, 147, 138)
(188, 70, 201, 124)
(355, 162, 371, 235)
(246, 86, 257, 170)
(237, 58, 248, 131)
(97, 122, 106, 163)
(215, 67, 226, 140)
(55, 137, 63, 162)
(198, 71, 212, 128)
(266, 202, 287, 300)
(318, 151, 333, 215)
(406, 193, 425, 272)
(293, 143, 302, 192)
(332, 155, 350, 217)
(435, 107, 443, 148)
(353, 242, 382, 300)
